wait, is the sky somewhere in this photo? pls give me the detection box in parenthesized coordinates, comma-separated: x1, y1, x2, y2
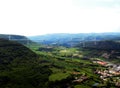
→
(0, 0, 120, 36)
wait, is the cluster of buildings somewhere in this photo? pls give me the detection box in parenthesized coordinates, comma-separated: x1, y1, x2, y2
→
(93, 59, 120, 87)
(71, 58, 120, 87)
(72, 73, 88, 83)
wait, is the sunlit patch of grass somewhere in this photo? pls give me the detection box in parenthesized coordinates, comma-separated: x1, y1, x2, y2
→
(49, 72, 70, 82)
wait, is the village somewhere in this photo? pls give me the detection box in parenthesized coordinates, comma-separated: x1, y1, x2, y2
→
(93, 58, 120, 87)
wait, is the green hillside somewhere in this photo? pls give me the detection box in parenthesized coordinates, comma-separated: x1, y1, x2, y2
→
(75, 40, 120, 63)
(0, 39, 51, 88)
(76, 40, 120, 50)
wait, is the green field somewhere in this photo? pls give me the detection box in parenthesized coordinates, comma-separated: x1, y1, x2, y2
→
(28, 44, 115, 88)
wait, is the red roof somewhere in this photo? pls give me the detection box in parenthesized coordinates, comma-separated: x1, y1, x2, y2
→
(97, 61, 107, 65)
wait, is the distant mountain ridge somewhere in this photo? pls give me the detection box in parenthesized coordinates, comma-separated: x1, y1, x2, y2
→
(29, 32, 120, 47)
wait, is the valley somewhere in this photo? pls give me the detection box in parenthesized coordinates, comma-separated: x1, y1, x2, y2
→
(29, 43, 120, 88)
(0, 33, 120, 88)
(1, 0, 120, 87)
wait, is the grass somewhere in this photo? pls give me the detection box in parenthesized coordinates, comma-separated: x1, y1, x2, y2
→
(74, 85, 91, 88)
(49, 72, 70, 82)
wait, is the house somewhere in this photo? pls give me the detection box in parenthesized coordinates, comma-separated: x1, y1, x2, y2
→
(97, 61, 107, 66)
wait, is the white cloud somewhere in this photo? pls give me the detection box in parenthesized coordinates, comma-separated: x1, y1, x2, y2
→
(0, 0, 120, 36)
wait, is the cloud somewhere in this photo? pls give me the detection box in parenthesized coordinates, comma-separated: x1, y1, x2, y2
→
(73, 0, 120, 8)
(0, 0, 120, 36)
(71, 0, 120, 33)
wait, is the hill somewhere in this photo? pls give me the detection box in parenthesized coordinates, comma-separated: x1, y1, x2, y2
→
(0, 34, 31, 45)
(75, 40, 120, 63)
(0, 39, 51, 88)
(77, 40, 120, 50)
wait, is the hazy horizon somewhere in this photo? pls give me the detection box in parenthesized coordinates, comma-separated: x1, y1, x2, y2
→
(0, 0, 120, 36)
(1, 32, 120, 37)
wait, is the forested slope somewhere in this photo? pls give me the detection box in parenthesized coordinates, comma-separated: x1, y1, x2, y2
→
(0, 39, 51, 88)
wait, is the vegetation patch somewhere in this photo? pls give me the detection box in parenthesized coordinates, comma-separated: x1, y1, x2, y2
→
(49, 72, 70, 82)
